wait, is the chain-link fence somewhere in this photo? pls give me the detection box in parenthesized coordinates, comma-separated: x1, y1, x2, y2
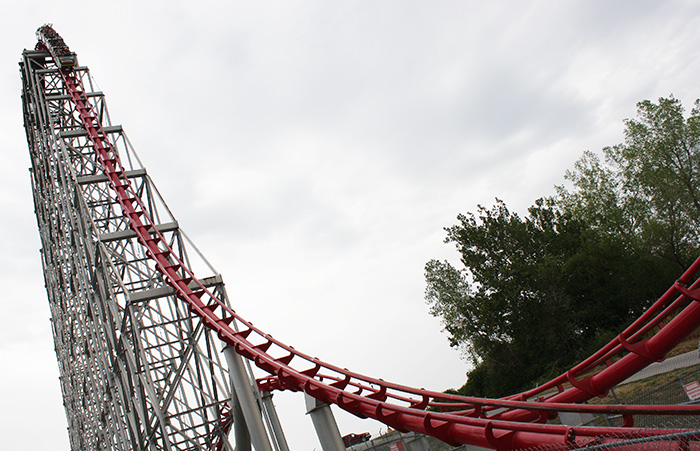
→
(522, 426, 700, 450)
(352, 367, 700, 451)
(581, 367, 700, 429)
(527, 367, 700, 449)
(356, 425, 700, 451)
(629, 366, 700, 405)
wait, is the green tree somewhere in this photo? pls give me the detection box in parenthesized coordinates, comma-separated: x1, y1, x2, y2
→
(559, 96, 700, 270)
(428, 96, 697, 397)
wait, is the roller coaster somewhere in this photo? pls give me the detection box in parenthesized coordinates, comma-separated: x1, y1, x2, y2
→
(22, 25, 700, 450)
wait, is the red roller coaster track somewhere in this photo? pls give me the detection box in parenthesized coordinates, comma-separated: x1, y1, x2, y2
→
(35, 26, 700, 450)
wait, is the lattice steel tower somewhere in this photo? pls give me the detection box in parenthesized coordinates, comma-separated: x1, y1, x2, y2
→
(21, 26, 243, 451)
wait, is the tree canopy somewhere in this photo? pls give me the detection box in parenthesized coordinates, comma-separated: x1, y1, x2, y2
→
(426, 96, 700, 397)
(559, 96, 700, 269)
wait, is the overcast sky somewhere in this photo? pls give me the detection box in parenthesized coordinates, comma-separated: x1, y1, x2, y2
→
(3, 2, 700, 450)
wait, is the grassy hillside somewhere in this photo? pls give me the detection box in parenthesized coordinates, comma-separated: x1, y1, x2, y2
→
(590, 328, 700, 405)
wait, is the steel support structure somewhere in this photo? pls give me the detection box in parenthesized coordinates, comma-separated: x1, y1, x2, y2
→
(305, 393, 346, 451)
(261, 391, 291, 451)
(21, 47, 238, 451)
(223, 346, 274, 451)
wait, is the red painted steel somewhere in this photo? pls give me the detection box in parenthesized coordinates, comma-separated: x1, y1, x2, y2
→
(36, 26, 700, 450)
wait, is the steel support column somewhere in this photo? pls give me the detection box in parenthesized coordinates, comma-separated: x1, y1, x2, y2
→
(261, 391, 290, 451)
(304, 393, 345, 451)
(230, 388, 251, 451)
(223, 345, 273, 451)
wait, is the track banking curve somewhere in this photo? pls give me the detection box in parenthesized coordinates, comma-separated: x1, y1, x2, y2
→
(35, 26, 700, 450)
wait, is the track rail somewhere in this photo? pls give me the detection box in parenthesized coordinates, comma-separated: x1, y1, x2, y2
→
(36, 26, 700, 450)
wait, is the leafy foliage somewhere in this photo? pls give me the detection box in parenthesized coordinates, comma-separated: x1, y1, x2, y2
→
(427, 96, 699, 397)
(559, 96, 700, 269)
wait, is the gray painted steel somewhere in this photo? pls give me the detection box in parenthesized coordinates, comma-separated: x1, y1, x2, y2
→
(231, 388, 252, 451)
(261, 392, 291, 451)
(224, 346, 273, 451)
(305, 393, 346, 451)
(21, 48, 237, 450)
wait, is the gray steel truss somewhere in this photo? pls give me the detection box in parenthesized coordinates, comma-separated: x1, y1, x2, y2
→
(20, 49, 250, 451)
